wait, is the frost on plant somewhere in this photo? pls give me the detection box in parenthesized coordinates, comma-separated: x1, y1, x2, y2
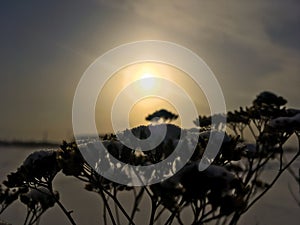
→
(0, 91, 299, 225)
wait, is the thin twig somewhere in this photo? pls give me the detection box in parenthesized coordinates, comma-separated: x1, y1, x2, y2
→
(129, 188, 144, 225)
(149, 198, 158, 225)
(245, 151, 300, 211)
(102, 188, 135, 225)
(113, 187, 120, 225)
(99, 188, 117, 225)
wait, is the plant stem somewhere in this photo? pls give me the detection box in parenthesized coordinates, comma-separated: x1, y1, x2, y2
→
(245, 151, 300, 212)
(102, 188, 135, 225)
(99, 188, 117, 225)
(129, 188, 144, 225)
(149, 198, 157, 225)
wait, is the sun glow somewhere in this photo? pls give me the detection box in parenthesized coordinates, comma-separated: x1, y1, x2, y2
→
(96, 62, 210, 134)
(139, 72, 156, 90)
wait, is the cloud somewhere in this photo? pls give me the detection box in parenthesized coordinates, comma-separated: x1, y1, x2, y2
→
(113, 0, 300, 107)
(1, 0, 299, 139)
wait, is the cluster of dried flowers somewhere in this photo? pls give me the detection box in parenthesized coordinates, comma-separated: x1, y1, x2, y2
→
(0, 91, 299, 225)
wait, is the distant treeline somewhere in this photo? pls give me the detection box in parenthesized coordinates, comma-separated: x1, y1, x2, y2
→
(0, 140, 60, 148)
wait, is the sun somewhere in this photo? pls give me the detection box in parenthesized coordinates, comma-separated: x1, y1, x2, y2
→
(139, 72, 156, 90)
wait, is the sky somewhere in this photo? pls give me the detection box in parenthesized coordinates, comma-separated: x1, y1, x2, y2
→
(95, 62, 210, 134)
(0, 0, 299, 141)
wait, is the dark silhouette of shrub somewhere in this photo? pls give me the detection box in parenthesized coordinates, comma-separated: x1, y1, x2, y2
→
(146, 109, 179, 123)
(0, 91, 299, 225)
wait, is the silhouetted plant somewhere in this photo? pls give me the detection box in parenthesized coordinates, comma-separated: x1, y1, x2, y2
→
(0, 91, 299, 225)
(146, 109, 178, 123)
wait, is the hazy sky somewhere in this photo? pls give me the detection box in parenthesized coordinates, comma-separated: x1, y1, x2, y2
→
(0, 0, 299, 141)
